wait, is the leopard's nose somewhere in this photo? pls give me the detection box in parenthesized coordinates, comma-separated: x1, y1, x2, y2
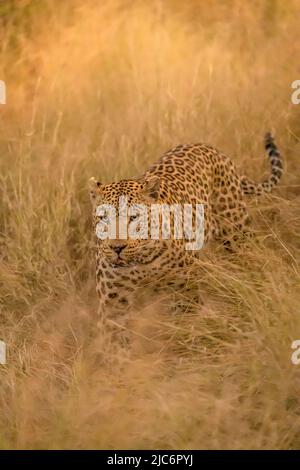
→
(111, 244, 126, 255)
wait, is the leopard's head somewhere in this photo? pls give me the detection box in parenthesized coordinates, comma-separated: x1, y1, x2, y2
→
(89, 176, 168, 267)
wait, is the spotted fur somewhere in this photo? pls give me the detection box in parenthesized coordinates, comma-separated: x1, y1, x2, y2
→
(89, 133, 283, 322)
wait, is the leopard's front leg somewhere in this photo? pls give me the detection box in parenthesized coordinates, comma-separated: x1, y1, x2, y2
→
(96, 261, 136, 341)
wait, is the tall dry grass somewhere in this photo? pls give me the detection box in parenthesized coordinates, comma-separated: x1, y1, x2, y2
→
(0, 0, 300, 449)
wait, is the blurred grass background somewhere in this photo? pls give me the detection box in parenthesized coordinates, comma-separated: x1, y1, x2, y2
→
(0, 0, 300, 449)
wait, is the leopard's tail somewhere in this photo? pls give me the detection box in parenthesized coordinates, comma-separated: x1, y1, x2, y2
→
(240, 133, 283, 196)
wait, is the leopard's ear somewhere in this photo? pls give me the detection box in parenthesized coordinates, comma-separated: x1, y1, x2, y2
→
(88, 177, 102, 206)
(141, 176, 160, 200)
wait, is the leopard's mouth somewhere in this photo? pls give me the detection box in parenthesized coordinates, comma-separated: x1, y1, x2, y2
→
(111, 260, 137, 268)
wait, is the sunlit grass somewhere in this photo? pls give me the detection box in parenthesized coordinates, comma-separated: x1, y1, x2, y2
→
(0, 0, 300, 449)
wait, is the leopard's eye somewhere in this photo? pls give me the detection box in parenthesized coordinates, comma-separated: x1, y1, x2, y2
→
(129, 214, 138, 223)
(98, 215, 109, 224)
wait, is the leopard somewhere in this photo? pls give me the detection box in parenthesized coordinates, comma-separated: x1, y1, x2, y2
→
(89, 133, 283, 326)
